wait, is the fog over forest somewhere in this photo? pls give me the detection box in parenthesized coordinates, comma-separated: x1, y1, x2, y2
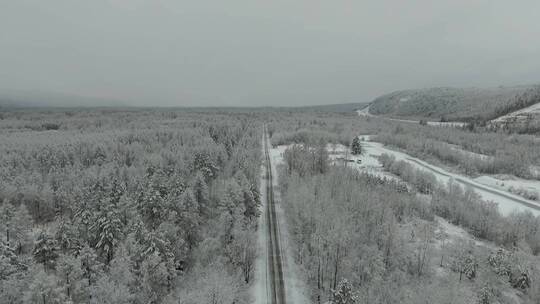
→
(2, 1, 540, 107)
(2, 1, 540, 304)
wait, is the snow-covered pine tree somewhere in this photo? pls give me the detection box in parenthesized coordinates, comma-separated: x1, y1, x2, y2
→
(332, 279, 358, 304)
(12, 204, 33, 254)
(137, 181, 166, 229)
(0, 203, 16, 246)
(193, 172, 210, 218)
(0, 241, 22, 280)
(234, 172, 259, 219)
(55, 219, 81, 255)
(477, 283, 494, 304)
(91, 201, 123, 263)
(79, 245, 103, 286)
(178, 190, 200, 250)
(33, 232, 59, 270)
(193, 152, 219, 180)
(351, 137, 362, 155)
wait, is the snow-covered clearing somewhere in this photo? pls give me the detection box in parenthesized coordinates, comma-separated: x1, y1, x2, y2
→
(326, 141, 401, 182)
(434, 216, 492, 249)
(447, 143, 493, 161)
(273, 138, 540, 216)
(361, 140, 540, 216)
(356, 105, 373, 117)
(492, 102, 540, 123)
(274, 140, 399, 182)
(475, 175, 539, 201)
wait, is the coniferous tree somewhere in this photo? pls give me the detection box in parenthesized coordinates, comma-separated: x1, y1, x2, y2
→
(33, 232, 59, 270)
(55, 219, 81, 255)
(0, 203, 16, 246)
(351, 137, 362, 155)
(0, 241, 22, 280)
(12, 204, 33, 254)
(179, 190, 200, 250)
(91, 201, 123, 263)
(332, 279, 358, 304)
(193, 172, 210, 218)
(79, 245, 102, 286)
(477, 284, 494, 304)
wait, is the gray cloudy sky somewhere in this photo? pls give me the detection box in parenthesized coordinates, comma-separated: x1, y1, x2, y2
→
(1, 0, 540, 107)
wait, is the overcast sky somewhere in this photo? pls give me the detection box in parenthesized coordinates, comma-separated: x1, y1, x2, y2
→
(1, 0, 540, 107)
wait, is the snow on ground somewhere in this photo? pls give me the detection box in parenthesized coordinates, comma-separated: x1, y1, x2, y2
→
(356, 105, 467, 127)
(272, 137, 540, 216)
(434, 216, 491, 248)
(447, 144, 492, 161)
(425, 121, 468, 127)
(251, 136, 270, 304)
(253, 136, 310, 304)
(361, 140, 540, 216)
(275, 139, 398, 182)
(492, 102, 540, 123)
(475, 175, 539, 201)
(326, 141, 400, 182)
(251, 161, 269, 304)
(269, 146, 310, 304)
(356, 105, 373, 117)
(531, 166, 540, 180)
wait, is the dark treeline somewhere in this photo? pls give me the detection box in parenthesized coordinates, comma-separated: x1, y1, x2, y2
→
(0, 110, 262, 303)
(267, 111, 390, 147)
(488, 86, 540, 121)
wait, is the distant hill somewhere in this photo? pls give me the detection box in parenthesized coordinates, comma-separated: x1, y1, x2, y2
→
(368, 85, 537, 121)
(0, 90, 127, 109)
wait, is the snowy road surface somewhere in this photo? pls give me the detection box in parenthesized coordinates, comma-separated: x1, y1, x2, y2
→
(361, 141, 540, 216)
(252, 126, 308, 304)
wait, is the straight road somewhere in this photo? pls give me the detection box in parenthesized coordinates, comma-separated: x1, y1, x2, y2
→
(404, 157, 540, 211)
(263, 124, 286, 304)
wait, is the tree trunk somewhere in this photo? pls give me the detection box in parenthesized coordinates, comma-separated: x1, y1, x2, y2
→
(333, 244, 340, 290)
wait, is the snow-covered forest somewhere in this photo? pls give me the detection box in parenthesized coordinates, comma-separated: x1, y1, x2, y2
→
(1, 109, 539, 304)
(0, 110, 262, 303)
(268, 113, 540, 304)
(2, 1, 540, 303)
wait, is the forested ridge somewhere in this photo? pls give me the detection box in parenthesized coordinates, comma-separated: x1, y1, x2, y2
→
(0, 110, 262, 303)
(368, 85, 535, 122)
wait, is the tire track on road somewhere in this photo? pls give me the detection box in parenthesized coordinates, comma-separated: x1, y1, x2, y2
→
(263, 124, 286, 304)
